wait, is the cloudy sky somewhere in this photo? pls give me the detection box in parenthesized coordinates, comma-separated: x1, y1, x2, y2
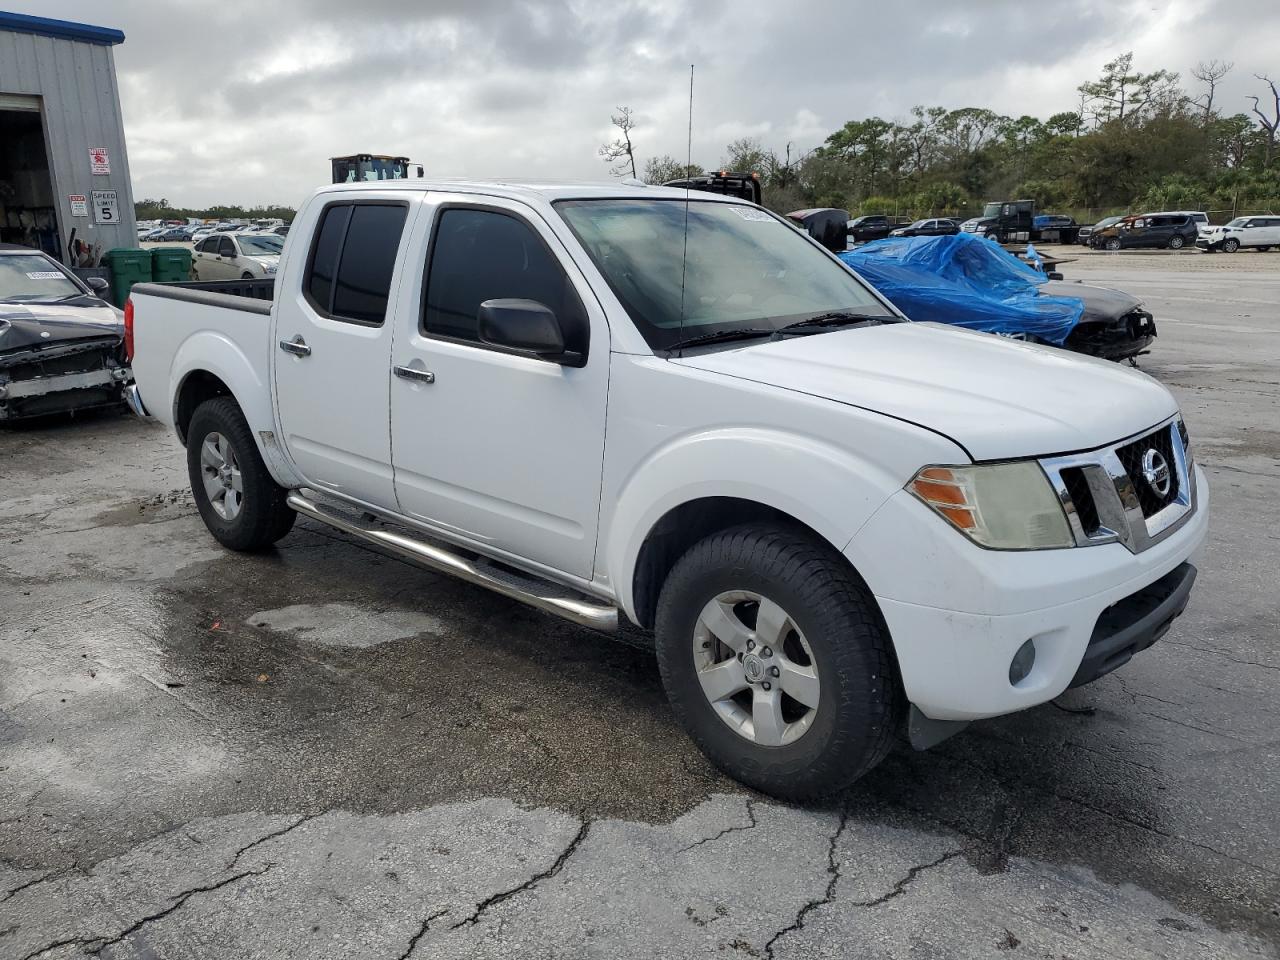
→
(13, 0, 1280, 208)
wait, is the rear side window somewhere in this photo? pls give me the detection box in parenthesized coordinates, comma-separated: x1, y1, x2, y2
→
(305, 202, 408, 326)
(422, 208, 586, 346)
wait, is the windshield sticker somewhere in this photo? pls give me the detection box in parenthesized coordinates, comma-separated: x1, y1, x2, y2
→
(731, 208, 775, 222)
(26, 272, 64, 280)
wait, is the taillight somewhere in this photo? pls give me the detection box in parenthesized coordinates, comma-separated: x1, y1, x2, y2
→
(123, 297, 135, 361)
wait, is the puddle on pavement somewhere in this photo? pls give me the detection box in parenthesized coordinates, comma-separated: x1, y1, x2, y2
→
(246, 602, 443, 648)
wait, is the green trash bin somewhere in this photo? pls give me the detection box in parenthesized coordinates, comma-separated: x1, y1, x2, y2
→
(150, 246, 193, 283)
(103, 248, 153, 307)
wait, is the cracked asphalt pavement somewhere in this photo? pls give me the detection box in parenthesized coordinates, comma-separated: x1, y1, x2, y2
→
(2, 255, 1278, 958)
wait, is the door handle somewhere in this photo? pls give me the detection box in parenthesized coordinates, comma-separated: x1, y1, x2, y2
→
(393, 364, 435, 384)
(279, 335, 311, 357)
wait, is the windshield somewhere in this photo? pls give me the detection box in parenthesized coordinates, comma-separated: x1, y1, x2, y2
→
(0, 254, 81, 302)
(982, 202, 1001, 218)
(238, 236, 283, 255)
(1226, 217, 1248, 228)
(1097, 216, 1123, 228)
(556, 199, 893, 350)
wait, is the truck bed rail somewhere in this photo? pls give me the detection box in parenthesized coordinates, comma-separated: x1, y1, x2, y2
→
(129, 278, 273, 315)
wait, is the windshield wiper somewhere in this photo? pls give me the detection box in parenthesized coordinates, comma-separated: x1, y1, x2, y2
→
(664, 328, 775, 352)
(770, 311, 891, 339)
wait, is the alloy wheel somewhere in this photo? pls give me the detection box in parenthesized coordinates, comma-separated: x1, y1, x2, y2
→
(199, 431, 243, 520)
(692, 590, 820, 747)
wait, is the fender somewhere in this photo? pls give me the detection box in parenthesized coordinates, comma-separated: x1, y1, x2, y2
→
(169, 329, 306, 488)
(604, 426, 908, 622)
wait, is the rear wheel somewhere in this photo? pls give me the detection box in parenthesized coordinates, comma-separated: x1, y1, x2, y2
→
(1104, 237, 1121, 251)
(187, 397, 295, 551)
(655, 524, 902, 800)
(1167, 235, 1185, 250)
(1223, 238, 1240, 253)
(1258, 246, 1271, 252)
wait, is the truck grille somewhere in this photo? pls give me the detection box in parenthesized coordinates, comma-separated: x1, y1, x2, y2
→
(1039, 418, 1195, 554)
(1114, 425, 1180, 517)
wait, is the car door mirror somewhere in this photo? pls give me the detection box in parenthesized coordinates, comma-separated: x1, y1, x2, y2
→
(85, 276, 109, 294)
(478, 299, 573, 363)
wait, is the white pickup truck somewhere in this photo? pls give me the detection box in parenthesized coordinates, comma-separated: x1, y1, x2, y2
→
(126, 180, 1207, 798)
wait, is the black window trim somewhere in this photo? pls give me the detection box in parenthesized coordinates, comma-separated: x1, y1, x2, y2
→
(418, 200, 590, 365)
(303, 198, 410, 328)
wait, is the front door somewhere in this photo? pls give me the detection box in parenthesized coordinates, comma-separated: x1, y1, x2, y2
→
(274, 194, 416, 506)
(389, 197, 610, 580)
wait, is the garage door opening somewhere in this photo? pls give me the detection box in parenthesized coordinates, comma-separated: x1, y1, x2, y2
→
(0, 99, 60, 259)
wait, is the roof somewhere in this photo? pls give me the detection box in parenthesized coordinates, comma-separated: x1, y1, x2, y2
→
(0, 243, 46, 253)
(314, 179, 748, 204)
(0, 12, 125, 45)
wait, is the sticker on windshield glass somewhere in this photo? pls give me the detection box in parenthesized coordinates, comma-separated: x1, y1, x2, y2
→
(26, 272, 64, 280)
(731, 208, 775, 222)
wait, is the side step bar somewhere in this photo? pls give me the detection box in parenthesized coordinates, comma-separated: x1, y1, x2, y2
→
(286, 491, 618, 633)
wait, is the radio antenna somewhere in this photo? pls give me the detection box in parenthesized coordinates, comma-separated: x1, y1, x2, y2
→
(677, 63, 694, 356)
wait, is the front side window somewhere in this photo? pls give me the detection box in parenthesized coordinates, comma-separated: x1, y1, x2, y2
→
(556, 198, 893, 350)
(305, 202, 408, 325)
(422, 208, 586, 346)
(219, 238, 235, 257)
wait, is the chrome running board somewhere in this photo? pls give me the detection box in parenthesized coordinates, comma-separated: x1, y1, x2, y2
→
(286, 491, 618, 632)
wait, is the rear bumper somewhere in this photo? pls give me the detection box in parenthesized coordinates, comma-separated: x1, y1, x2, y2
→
(123, 382, 151, 418)
(848, 467, 1209, 722)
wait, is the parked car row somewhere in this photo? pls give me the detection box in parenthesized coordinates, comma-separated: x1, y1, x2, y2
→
(138, 221, 291, 245)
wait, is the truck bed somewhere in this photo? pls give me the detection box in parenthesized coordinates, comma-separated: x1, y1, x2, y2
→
(153, 277, 275, 303)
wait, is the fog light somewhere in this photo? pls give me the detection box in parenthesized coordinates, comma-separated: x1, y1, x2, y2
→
(1009, 639, 1036, 685)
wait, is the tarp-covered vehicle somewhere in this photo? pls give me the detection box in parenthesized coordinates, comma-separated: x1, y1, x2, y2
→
(0, 244, 132, 421)
(838, 233, 1156, 362)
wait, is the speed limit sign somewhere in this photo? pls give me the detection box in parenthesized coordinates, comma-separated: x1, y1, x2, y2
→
(92, 190, 119, 224)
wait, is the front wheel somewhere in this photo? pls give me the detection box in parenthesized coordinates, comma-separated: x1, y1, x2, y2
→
(1104, 237, 1121, 251)
(655, 524, 902, 800)
(1223, 238, 1240, 253)
(241, 272, 254, 280)
(1167, 235, 1185, 249)
(187, 397, 296, 551)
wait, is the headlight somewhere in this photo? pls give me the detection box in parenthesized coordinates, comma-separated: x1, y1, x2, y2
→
(908, 462, 1073, 549)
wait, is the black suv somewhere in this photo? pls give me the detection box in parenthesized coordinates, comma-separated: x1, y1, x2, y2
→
(1092, 214, 1198, 250)
(847, 215, 912, 243)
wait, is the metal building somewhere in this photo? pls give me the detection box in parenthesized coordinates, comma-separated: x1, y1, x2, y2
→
(0, 12, 136, 265)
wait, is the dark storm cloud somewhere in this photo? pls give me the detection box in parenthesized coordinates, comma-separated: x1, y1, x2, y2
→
(8, 0, 1279, 206)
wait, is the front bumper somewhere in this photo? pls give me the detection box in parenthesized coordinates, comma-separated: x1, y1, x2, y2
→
(1196, 238, 1223, 251)
(846, 465, 1209, 722)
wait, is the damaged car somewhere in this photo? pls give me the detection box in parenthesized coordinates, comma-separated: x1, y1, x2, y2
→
(839, 233, 1155, 363)
(0, 244, 132, 421)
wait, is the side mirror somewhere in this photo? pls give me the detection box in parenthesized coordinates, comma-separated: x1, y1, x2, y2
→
(478, 299, 574, 363)
(86, 276, 109, 293)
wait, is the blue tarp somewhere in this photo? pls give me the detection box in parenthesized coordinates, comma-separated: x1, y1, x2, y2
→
(838, 233, 1084, 345)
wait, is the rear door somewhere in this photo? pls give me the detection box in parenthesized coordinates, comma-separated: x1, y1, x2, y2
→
(273, 194, 416, 506)
(388, 196, 610, 579)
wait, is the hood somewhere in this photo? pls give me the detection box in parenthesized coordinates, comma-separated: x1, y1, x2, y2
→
(1039, 280, 1142, 324)
(248, 255, 280, 269)
(674, 322, 1176, 462)
(0, 298, 123, 354)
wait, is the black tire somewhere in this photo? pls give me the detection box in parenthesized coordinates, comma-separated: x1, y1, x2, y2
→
(1104, 237, 1121, 251)
(186, 396, 295, 551)
(1258, 247, 1271, 252)
(1223, 238, 1240, 253)
(1167, 235, 1184, 250)
(655, 523, 902, 800)
(242, 272, 254, 280)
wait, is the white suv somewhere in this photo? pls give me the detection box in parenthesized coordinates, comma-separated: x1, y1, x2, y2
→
(1197, 216, 1280, 253)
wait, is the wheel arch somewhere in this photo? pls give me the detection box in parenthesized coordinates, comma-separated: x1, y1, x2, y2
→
(629, 496, 864, 631)
(168, 331, 303, 487)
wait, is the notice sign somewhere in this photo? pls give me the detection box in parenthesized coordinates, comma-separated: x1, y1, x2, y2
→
(89, 147, 110, 174)
(92, 190, 119, 224)
(69, 194, 88, 217)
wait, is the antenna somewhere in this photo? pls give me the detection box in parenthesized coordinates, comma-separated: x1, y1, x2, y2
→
(677, 64, 694, 356)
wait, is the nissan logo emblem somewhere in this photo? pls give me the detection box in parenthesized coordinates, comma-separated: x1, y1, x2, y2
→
(1141, 449, 1171, 498)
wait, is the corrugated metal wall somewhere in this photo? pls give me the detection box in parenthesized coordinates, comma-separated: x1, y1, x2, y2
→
(0, 28, 137, 262)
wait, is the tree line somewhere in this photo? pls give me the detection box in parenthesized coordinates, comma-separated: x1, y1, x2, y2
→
(134, 198, 296, 222)
(605, 53, 1280, 220)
